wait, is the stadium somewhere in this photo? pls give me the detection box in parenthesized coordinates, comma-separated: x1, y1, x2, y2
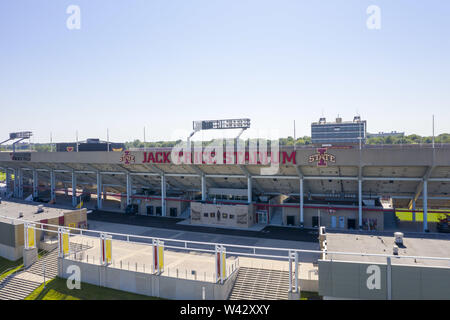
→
(0, 117, 449, 300)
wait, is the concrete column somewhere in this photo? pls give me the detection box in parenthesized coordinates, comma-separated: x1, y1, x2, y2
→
(387, 256, 392, 300)
(71, 170, 77, 207)
(358, 179, 362, 229)
(423, 179, 428, 232)
(288, 251, 292, 292)
(161, 174, 166, 216)
(126, 173, 132, 205)
(13, 168, 18, 197)
(50, 170, 56, 201)
(300, 177, 304, 227)
(18, 168, 23, 198)
(412, 199, 416, 222)
(32, 169, 38, 199)
(294, 252, 299, 293)
(201, 174, 207, 201)
(247, 176, 252, 204)
(5, 168, 10, 195)
(96, 172, 102, 209)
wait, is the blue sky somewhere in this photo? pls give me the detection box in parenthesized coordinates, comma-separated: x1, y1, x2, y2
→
(0, 1, 449, 143)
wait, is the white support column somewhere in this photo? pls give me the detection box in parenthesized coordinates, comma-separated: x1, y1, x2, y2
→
(358, 179, 363, 229)
(50, 170, 56, 202)
(5, 168, 10, 195)
(162, 176, 167, 216)
(300, 177, 304, 227)
(126, 173, 132, 206)
(423, 179, 428, 232)
(32, 169, 38, 199)
(201, 174, 207, 201)
(386, 256, 392, 300)
(18, 168, 23, 198)
(13, 168, 18, 197)
(247, 176, 252, 204)
(71, 170, 77, 207)
(288, 250, 293, 292)
(97, 172, 102, 209)
(294, 251, 299, 293)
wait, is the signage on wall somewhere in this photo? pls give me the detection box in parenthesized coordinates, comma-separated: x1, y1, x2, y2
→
(120, 151, 135, 164)
(308, 148, 336, 167)
(10, 152, 31, 161)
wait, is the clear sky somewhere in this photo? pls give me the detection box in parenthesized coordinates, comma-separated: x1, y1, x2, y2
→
(0, 0, 449, 143)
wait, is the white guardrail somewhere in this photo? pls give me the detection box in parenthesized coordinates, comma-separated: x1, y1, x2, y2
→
(2, 213, 450, 264)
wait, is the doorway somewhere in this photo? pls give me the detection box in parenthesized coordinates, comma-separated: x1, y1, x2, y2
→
(339, 216, 345, 228)
(312, 216, 319, 228)
(287, 215, 295, 226)
(348, 218, 356, 230)
(331, 216, 337, 228)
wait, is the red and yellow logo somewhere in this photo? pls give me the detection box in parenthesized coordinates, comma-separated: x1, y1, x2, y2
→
(120, 151, 135, 164)
(308, 148, 336, 167)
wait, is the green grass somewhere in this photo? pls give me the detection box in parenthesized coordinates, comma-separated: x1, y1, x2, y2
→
(25, 277, 162, 300)
(0, 256, 24, 281)
(396, 210, 448, 222)
(1, 250, 56, 281)
(300, 291, 322, 300)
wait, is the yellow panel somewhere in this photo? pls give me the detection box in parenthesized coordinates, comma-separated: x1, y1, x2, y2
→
(106, 239, 112, 263)
(63, 233, 69, 255)
(158, 245, 164, 270)
(221, 252, 226, 279)
(28, 227, 35, 248)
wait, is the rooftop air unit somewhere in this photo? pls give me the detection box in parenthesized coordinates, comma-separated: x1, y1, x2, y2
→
(394, 232, 404, 245)
(36, 204, 44, 214)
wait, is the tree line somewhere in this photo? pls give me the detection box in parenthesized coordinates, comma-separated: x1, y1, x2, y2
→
(1, 133, 449, 152)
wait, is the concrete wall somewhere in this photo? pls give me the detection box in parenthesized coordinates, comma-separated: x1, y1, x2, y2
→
(59, 258, 238, 300)
(283, 206, 385, 230)
(121, 197, 188, 217)
(319, 259, 450, 300)
(1, 147, 446, 167)
(190, 202, 254, 228)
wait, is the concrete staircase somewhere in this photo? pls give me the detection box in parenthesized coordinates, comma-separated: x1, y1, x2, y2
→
(228, 267, 290, 300)
(26, 249, 59, 279)
(0, 248, 59, 300)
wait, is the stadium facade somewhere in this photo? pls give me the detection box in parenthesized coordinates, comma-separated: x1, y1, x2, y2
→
(1, 143, 449, 233)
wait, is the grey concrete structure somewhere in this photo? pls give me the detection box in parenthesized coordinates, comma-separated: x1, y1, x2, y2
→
(319, 259, 450, 300)
(0, 145, 449, 231)
(319, 232, 450, 299)
(59, 255, 238, 300)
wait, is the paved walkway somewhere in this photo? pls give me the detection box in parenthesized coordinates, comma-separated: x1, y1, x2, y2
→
(89, 210, 319, 242)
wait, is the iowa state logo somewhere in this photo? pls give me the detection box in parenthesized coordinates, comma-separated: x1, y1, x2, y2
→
(120, 151, 135, 164)
(66, 147, 74, 152)
(308, 148, 336, 167)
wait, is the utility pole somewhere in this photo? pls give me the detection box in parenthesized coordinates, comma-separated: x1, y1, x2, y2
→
(293, 120, 296, 150)
(107, 128, 110, 152)
(432, 115, 435, 148)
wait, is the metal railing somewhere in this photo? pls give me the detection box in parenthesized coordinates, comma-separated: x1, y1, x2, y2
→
(3, 213, 450, 266)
